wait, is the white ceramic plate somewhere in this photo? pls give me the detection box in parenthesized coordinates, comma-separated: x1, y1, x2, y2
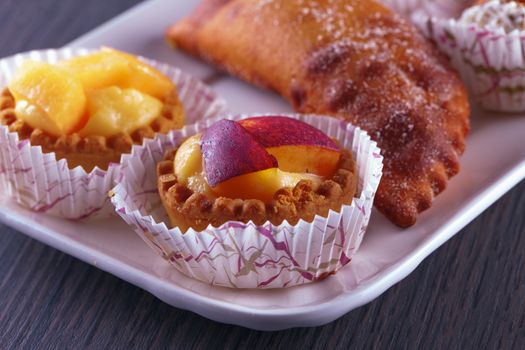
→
(1, 0, 524, 331)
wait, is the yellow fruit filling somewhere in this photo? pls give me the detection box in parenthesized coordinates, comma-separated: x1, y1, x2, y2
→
(60, 48, 174, 99)
(173, 133, 321, 202)
(7, 48, 179, 138)
(80, 87, 162, 137)
(10, 61, 87, 136)
(59, 50, 132, 91)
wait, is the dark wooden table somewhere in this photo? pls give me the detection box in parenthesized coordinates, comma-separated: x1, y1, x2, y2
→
(0, 1, 524, 349)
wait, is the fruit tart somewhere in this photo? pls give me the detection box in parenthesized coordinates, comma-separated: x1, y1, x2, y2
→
(111, 114, 383, 288)
(0, 48, 184, 172)
(0, 48, 226, 219)
(157, 116, 357, 232)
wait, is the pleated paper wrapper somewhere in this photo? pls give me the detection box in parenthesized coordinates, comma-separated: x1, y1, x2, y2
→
(385, 0, 525, 112)
(0, 48, 228, 220)
(110, 114, 383, 289)
(382, 0, 471, 20)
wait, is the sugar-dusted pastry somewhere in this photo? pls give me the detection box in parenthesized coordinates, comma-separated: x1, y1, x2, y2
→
(166, 0, 470, 227)
(0, 48, 185, 171)
(157, 116, 357, 232)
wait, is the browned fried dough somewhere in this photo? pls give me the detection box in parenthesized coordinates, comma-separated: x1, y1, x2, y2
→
(167, 0, 470, 227)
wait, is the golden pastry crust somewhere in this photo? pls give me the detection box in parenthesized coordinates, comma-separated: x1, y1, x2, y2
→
(166, 0, 470, 227)
(157, 147, 357, 232)
(0, 88, 185, 171)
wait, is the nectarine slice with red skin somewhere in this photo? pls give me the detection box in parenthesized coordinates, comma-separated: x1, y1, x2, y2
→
(173, 117, 344, 203)
(201, 119, 278, 187)
(238, 116, 341, 177)
(238, 116, 339, 150)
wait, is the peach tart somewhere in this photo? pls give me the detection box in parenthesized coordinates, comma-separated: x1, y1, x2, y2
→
(157, 116, 358, 232)
(0, 48, 185, 172)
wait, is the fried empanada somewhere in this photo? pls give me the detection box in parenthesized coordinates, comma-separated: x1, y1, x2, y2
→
(167, 0, 470, 227)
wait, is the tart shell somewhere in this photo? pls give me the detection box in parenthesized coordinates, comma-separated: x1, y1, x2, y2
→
(110, 113, 383, 288)
(157, 146, 357, 232)
(0, 48, 228, 219)
(0, 87, 185, 172)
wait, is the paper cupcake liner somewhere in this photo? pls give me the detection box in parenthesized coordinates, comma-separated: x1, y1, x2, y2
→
(386, 0, 525, 112)
(383, 0, 473, 20)
(0, 48, 228, 219)
(110, 114, 383, 289)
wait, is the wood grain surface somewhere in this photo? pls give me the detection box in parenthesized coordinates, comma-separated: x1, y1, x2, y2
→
(0, 0, 524, 349)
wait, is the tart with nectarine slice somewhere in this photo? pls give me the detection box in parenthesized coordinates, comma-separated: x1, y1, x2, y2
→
(157, 116, 357, 232)
(0, 48, 185, 172)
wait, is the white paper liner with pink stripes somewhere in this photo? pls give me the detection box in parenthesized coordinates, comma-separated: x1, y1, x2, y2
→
(385, 0, 525, 112)
(0, 48, 228, 219)
(110, 114, 383, 289)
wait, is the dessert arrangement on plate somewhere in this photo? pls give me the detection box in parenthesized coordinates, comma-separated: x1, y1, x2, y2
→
(0, 0, 522, 289)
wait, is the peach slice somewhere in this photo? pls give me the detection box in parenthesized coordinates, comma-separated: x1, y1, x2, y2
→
(238, 116, 341, 177)
(9, 60, 87, 136)
(265, 146, 340, 177)
(102, 48, 175, 99)
(175, 119, 322, 202)
(212, 168, 320, 203)
(59, 48, 175, 99)
(79, 87, 162, 137)
(59, 50, 132, 91)
(174, 133, 202, 184)
(201, 119, 278, 187)
(173, 133, 214, 195)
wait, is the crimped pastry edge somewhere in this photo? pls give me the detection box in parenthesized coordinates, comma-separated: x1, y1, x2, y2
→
(110, 113, 383, 288)
(0, 87, 185, 171)
(157, 145, 357, 232)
